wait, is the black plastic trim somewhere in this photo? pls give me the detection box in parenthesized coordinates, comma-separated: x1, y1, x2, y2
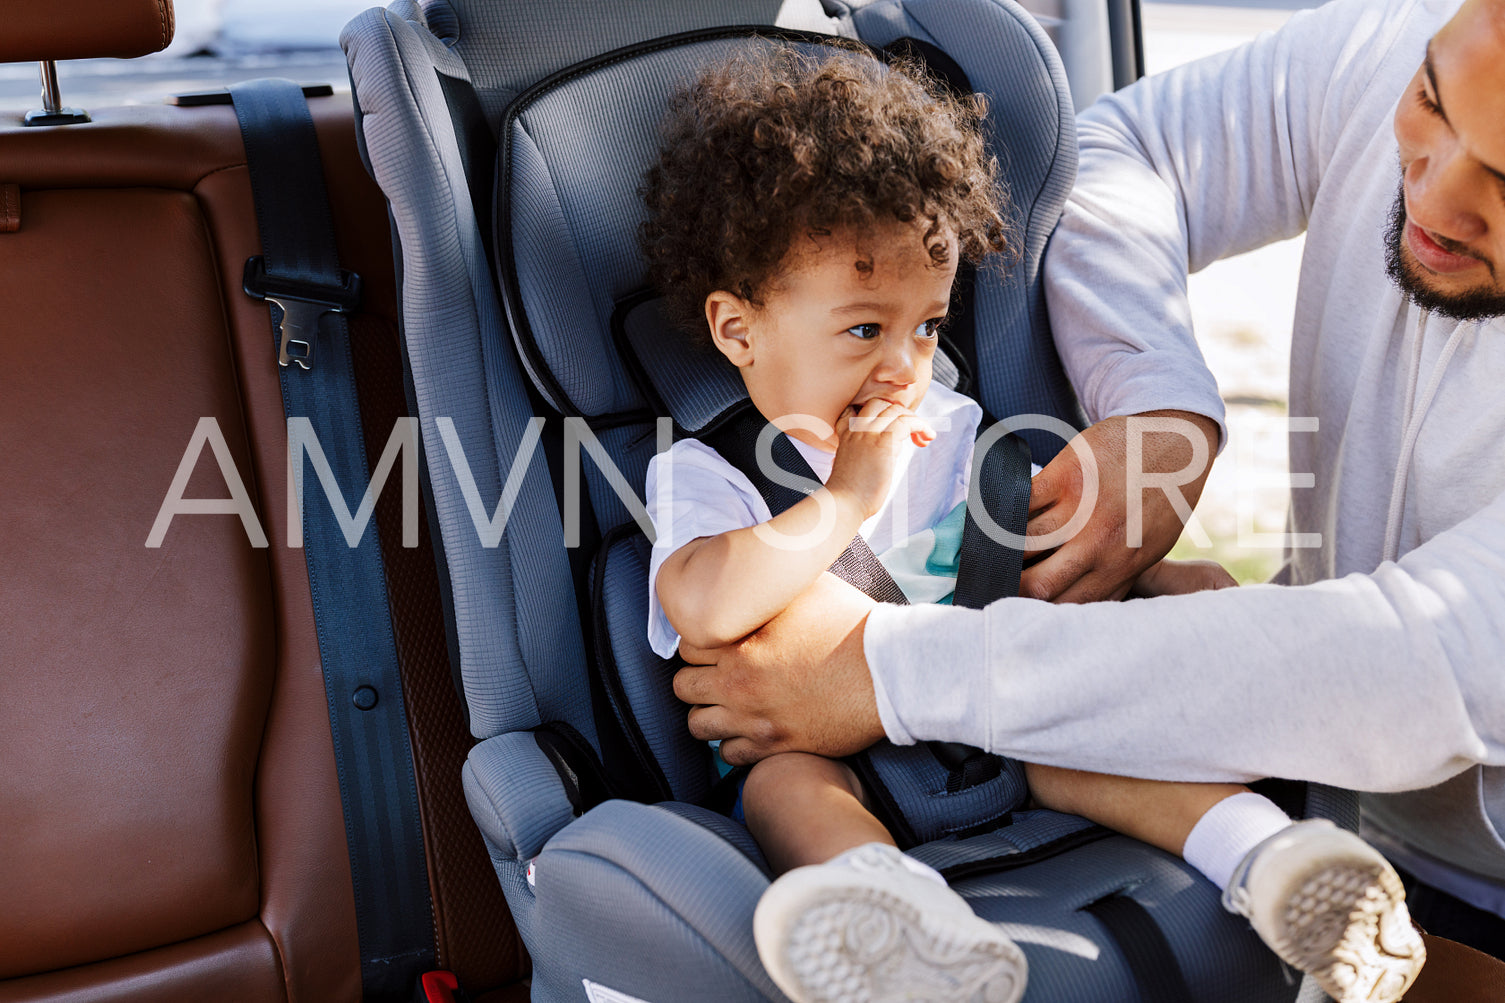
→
(436, 69, 499, 268)
(534, 720, 623, 815)
(1106, 0, 1146, 89)
(170, 82, 333, 107)
(847, 749, 922, 850)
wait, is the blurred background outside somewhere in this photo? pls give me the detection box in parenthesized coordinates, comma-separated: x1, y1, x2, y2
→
(1, 0, 1324, 583)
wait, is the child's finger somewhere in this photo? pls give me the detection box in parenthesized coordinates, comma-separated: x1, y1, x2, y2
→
(881, 409, 933, 447)
(904, 414, 935, 445)
(847, 400, 902, 434)
(835, 406, 857, 436)
(850, 403, 932, 446)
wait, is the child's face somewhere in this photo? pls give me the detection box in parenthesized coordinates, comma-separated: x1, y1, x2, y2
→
(705, 221, 958, 450)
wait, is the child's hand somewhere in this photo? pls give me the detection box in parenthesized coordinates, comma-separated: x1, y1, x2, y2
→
(827, 399, 934, 518)
(1129, 558, 1237, 598)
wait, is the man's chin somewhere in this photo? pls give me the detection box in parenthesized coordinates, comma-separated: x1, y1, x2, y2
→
(1384, 192, 1505, 322)
(1390, 248, 1505, 322)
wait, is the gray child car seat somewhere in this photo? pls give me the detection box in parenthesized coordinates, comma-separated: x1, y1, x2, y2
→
(342, 1, 1356, 999)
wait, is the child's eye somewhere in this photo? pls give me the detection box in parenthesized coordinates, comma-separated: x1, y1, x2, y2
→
(846, 323, 882, 340)
(916, 318, 944, 340)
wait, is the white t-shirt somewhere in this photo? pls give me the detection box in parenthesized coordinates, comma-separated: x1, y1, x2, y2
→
(645, 383, 984, 658)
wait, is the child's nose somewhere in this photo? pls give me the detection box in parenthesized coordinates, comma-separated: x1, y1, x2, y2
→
(875, 339, 917, 385)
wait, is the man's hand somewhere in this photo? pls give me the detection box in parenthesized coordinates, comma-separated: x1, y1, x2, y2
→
(1023, 410, 1219, 603)
(673, 574, 885, 766)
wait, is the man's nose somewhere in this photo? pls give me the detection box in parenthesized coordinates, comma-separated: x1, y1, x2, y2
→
(1407, 140, 1489, 244)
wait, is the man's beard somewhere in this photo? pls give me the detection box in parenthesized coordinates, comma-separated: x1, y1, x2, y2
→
(1384, 178, 1505, 322)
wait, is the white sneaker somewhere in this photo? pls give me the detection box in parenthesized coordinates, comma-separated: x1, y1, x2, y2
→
(1223, 820, 1426, 1003)
(753, 843, 1027, 1003)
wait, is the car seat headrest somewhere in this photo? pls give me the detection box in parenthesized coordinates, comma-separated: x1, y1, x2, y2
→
(496, 29, 922, 431)
(613, 293, 747, 436)
(3, 0, 175, 64)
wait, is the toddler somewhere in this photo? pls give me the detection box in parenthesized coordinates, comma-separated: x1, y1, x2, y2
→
(640, 43, 1424, 1003)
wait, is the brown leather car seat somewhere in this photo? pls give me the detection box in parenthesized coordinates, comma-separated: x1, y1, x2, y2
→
(0, 2, 523, 1000)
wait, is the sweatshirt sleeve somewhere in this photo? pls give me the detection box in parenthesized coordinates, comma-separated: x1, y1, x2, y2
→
(866, 483, 1505, 794)
(1044, 0, 1411, 433)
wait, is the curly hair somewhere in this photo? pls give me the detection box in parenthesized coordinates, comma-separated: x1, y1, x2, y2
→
(639, 41, 1013, 337)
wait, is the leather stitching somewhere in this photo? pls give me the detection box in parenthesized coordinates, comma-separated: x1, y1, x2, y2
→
(1, 185, 18, 233)
(155, 0, 169, 51)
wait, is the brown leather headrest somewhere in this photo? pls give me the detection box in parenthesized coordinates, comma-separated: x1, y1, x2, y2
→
(3, 0, 175, 63)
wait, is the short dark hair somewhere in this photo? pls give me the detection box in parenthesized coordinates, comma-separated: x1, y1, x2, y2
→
(639, 42, 1013, 336)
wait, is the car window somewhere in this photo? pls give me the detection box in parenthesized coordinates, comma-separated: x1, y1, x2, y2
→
(0, 0, 369, 112)
(1146, 0, 1321, 583)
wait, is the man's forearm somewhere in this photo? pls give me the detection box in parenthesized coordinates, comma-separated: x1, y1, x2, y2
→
(866, 560, 1493, 793)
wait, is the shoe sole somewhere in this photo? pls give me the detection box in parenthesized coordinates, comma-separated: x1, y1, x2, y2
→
(1270, 858, 1425, 1003)
(760, 882, 1028, 1003)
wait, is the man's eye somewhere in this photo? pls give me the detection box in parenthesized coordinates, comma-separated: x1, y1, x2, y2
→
(846, 323, 881, 340)
(1416, 84, 1442, 118)
(916, 318, 944, 340)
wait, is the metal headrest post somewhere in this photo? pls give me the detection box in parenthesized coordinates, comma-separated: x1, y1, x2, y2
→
(24, 61, 91, 127)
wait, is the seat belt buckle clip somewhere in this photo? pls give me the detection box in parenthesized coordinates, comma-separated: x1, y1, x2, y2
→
(242, 256, 362, 370)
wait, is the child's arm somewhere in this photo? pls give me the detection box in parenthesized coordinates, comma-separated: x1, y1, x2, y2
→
(658, 400, 932, 649)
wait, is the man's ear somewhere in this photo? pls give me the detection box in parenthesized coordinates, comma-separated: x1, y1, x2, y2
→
(705, 291, 756, 368)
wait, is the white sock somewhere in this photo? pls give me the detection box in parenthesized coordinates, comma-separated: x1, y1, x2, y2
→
(1182, 791, 1293, 893)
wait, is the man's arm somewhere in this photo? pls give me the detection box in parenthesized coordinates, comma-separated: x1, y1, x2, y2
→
(1048, 0, 1360, 423)
(872, 484, 1505, 794)
(1028, 0, 1384, 601)
(680, 487, 1505, 788)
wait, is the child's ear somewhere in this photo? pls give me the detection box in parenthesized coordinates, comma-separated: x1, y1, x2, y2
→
(705, 291, 756, 368)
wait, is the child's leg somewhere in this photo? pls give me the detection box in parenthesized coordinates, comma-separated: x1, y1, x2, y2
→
(740, 752, 893, 874)
(1025, 763, 1425, 1003)
(1025, 763, 1298, 889)
(745, 753, 1027, 1003)
(1024, 762, 1260, 860)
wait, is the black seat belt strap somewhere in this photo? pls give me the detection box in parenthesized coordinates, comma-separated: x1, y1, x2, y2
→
(953, 421, 1032, 609)
(1083, 894, 1196, 1003)
(932, 421, 1031, 772)
(229, 78, 436, 1002)
(701, 402, 910, 604)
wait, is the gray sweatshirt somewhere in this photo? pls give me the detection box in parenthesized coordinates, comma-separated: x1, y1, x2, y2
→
(865, 0, 1505, 903)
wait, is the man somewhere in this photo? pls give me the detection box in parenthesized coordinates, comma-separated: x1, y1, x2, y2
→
(674, 0, 1505, 960)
